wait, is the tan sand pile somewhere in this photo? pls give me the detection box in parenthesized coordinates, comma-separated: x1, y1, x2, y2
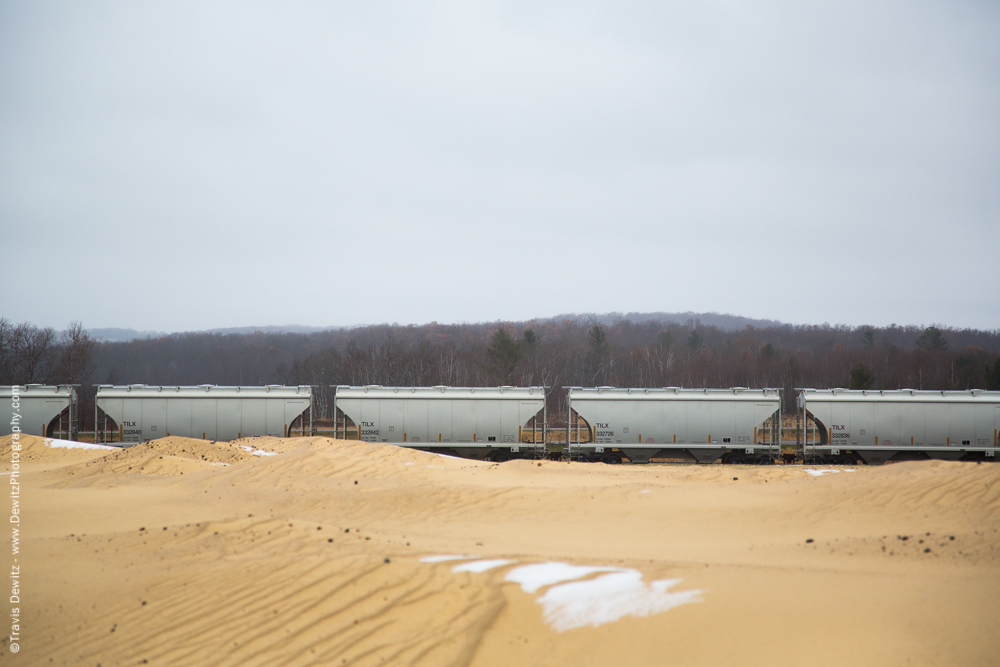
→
(9, 436, 1000, 665)
(0, 434, 116, 465)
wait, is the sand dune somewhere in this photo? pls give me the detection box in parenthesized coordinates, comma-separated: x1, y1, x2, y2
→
(5, 434, 1000, 665)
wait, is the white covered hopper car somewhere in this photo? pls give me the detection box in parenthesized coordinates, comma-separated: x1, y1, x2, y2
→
(333, 385, 547, 460)
(799, 389, 1000, 464)
(95, 385, 313, 445)
(0, 385, 78, 439)
(567, 387, 782, 464)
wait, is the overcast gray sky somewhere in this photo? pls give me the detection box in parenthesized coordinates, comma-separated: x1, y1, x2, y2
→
(2, 1, 997, 332)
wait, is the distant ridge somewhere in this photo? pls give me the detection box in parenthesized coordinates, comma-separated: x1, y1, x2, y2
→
(196, 325, 344, 336)
(544, 312, 785, 332)
(87, 325, 346, 341)
(88, 327, 169, 342)
(84, 312, 784, 341)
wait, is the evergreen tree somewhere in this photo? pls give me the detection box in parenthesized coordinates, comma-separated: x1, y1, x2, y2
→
(985, 357, 1000, 391)
(487, 327, 521, 385)
(849, 364, 875, 390)
(860, 326, 875, 347)
(915, 326, 948, 351)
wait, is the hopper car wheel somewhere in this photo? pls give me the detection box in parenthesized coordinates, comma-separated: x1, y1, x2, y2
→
(754, 456, 772, 465)
(603, 454, 622, 465)
(724, 453, 747, 465)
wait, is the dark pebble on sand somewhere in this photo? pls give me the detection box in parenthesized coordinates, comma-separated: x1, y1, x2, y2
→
(806, 539, 814, 543)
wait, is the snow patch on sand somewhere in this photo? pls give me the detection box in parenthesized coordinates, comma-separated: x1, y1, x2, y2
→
(240, 445, 277, 456)
(536, 570, 702, 632)
(424, 557, 702, 631)
(452, 559, 514, 573)
(805, 468, 856, 477)
(505, 562, 620, 593)
(44, 438, 115, 451)
(419, 554, 478, 563)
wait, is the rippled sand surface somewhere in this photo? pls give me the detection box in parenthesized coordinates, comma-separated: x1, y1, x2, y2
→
(7, 434, 1000, 666)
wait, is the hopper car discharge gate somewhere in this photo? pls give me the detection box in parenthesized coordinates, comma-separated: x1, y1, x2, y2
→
(331, 385, 547, 461)
(0, 385, 79, 440)
(566, 387, 782, 464)
(94, 385, 314, 445)
(798, 389, 1000, 465)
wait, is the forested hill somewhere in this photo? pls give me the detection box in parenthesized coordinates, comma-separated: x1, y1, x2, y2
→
(3, 314, 999, 428)
(86, 311, 783, 342)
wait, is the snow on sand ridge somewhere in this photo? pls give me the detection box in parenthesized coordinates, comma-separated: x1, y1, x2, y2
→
(424, 557, 703, 632)
(44, 438, 115, 451)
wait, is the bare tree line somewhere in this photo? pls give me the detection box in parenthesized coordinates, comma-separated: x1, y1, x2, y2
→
(3, 316, 999, 430)
(0, 319, 96, 386)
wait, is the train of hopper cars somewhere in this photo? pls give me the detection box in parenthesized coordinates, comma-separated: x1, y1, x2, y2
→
(7, 384, 998, 465)
(332, 385, 1000, 465)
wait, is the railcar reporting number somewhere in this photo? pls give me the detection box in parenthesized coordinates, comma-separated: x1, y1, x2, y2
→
(595, 422, 614, 443)
(360, 421, 379, 441)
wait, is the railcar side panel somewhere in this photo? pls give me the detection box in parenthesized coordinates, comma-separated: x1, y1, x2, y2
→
(477, 400, 500, 444)
(359, 398, 380, 442)
(711, 401, 736, 444)
(405, 399, 429, 443)
(191, 399, 216, 440)
(333, 387, 545, 457)
(430, 400, 452, 443)
(166, 398, 193, 438)
(122, 398, 143, 444)
(569, 388, 781, 463)
(637, 402, 661, 444)
(924, 403, 948, 446)
(453, 400, 475, 443)
(240, 399, 266, 440)
(0, 386, 77, 438)
(800, 389, 1000, 463)
(217, 400, 242, 441)
(96, 386, 312, 444)
(975, 406, 994, 446)
(501, 400, 519, 443)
